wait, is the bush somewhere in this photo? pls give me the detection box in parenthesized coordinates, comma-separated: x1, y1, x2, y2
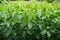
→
(46, 0, 55, 3)
(0, 1, 60, 40)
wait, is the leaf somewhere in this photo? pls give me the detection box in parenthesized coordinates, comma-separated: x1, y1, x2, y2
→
(47, 31, 51, 38)
(28, 22, 32, 29)
(41, 29, 47, 35)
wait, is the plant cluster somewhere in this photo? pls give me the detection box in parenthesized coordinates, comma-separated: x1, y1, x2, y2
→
(0, 1, 60, 40)
(0, 0, 56, 3)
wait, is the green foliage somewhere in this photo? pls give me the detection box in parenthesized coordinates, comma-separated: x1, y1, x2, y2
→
(0, 1, 60, 40)
(46, 0, 55, 3)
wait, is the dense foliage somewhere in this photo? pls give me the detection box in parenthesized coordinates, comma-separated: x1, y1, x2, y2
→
(46, 0, 55, 3)
(0, 1, 60, 40)
(0, 0, 56, 2)
(0, 0, 58, 3)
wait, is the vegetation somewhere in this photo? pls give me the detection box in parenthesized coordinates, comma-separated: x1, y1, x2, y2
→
(46, 0, 55, 3)
(0, 1, 60, 40)
(0, 0, 57, 2)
